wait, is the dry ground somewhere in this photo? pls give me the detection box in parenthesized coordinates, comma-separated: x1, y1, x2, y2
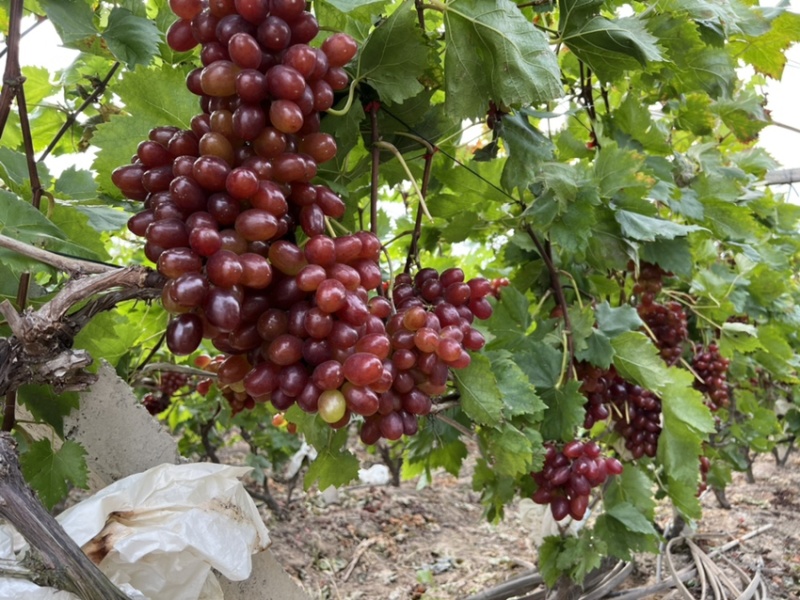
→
(260, 448, 800, 600)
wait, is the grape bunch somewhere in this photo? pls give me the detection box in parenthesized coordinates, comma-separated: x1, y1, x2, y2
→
(115, 0, 495, 441)
(576, 363, 661, 459)
(691, 343, 730, 410)
(531, 441, 623, 521)
(637, 300, 688, 365)
(631, 262, 688, 365)
(143, 370, 189, 415)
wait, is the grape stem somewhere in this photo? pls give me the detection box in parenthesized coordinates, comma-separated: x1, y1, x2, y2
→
(369, 102, 380, 237)
(139, 362, 217, 379)
(325, 76, 360, 117)
(374, 141, 433, 221)
(524, 224, 574, 380)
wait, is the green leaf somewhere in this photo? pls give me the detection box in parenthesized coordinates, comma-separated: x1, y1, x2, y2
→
(595, 302, 643, 338)
(616, 210, 705, 242)
(518, 340, 564, 389)
(487, 351, 546, 418)
(485, 287, 531, 350)
(498, 111, 554, 191)
(54, 167, 98, 201)
(323, 0, 386, 12)
(357, 1, 429, 104)
(540, 380, 585, 442)
(557, 529, 608, 584)
(404, 415, 468, 477)
(73, 311, 142, 368)
(538, 536, 565, 587)
(594, 512, 659, 560)
(453, 353, 504, 426)
(102, 7, 161, 69)
(561, 10, 663, 81)
(575, 330, 614, 369)
(0, 190, 101, 262)
(640, 238, 694, 277)
(593, 145, 644, 198)
(482, 422, 533, 476)
(93, 65, 196, 195)
(611, 331, 670, 391)
(17, 385, 80, 438)
(442, 0, 562, 119)
(21, 66, 54, 108)
(304, 444, 360, 490)
(20, 439, 88, 510)
(38, 0, 103, 53)
(733, 10, 800, 79)
(605, 502, 658, 535)
(0, 147, 51, 196)
(719, 322, 762, 356)
(605, 464, 656, 518)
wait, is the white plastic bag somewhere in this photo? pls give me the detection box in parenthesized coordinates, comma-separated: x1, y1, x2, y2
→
(0, 463, 270, 600)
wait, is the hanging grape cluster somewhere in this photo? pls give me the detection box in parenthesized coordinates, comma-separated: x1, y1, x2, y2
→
(114, 0, 494, 442)
(531, 441, 623, 521)
(691, 343, 731, 410)
(143, 370, 189, 415)
(577, 363, 662, 459)
(633, 262, 688, 365)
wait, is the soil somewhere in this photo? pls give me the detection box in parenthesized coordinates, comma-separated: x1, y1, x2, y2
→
(258, 446, 800, 600)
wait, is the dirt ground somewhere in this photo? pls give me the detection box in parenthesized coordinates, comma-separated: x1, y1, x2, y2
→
(259, 447, 800, 600)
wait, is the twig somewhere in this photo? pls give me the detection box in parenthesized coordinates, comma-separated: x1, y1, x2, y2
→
(39, 61, 120, 161)
(341, 537, 379, 582)
(369, 101, 380, 237)
(0, 0, 24, 137)
(139, 362, 216, 378)
(375, 140, 433, 221)
(0, 233, 117, 275)
(404, 141, 435, 273)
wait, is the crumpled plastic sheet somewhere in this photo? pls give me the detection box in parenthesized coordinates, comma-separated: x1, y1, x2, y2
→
(0, 463, 270, 600)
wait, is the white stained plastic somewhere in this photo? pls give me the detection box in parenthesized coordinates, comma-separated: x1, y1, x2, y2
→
(0, 463, 270, 600)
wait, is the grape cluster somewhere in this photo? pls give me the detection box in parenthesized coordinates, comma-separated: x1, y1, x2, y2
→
(531, 441, 623, 521)
(631, 262, 688, 365)
(577, 363, 662, 459)
(691, 343, 730, 410)
(116, 1, 495, 441)
(143, 370, 189, 415)
(638, 300, 688, 365)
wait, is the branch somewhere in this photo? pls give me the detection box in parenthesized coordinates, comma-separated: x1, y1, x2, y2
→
(39, 61, 120, 162)
(524, 224, 574, 379)
(369, 101, 381, 237)
(0, 266, 164, 397)
(0, 233, 117, 276)
(403, 136, 435, 273)
(0, 0, 24, 137)
(0, 433, 128, 599)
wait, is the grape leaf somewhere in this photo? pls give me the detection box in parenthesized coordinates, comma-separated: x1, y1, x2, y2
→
(487, 351, 545, 418)
(498, 110, 554, 192)
(594, 511, 659, 560)
(102, 7, 161, 69)
(442, 0, 562, 119)
(92, 64, 196, 195)
(0, 147, 51, 196)
(595, 302, 643, 338)
(482, 422, 532, 476)
(17, 385, 80, 438)
(719, 322, 762, 356)
(453, 353, 503, 426)
(556, 529, 608, 584)
(38, 0, 103, 53)
(604, 464, 656, 517)
(404, 415, 468, 477)
(357, 1, 429, 104)
(559, 0, 663, 81)
(732, 10, 800, 79)
(640, 238, 694, 277)
(55, 166, 98, 201)
(575, 330, 614, 369)
(322, 0, 387, 14)
(304, 445, 360, 490)
(20, 439, 88, 510)
(485, 287, 531, 351)
(615, 210, 705, 242)
(593, 145, 644, 198)
(0, 191, 101, 262)
(611, 331, 670, 392)
(540, 380, 585, 442)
